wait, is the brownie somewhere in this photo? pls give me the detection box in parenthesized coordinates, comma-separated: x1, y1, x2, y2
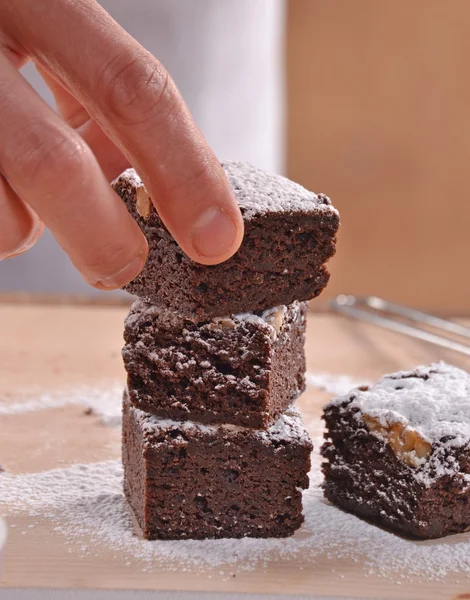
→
(122, 391, 312, 540)
(122, 299, 307, 429)
(112, 162, 339, 319)
(321, 362, 470, 539)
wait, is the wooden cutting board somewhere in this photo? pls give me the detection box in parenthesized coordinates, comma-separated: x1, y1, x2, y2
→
(0, 301, 469, 600)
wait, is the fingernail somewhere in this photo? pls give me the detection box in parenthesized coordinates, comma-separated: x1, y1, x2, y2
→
(191, 207, 238, 259)
(92, 252, 147, 290)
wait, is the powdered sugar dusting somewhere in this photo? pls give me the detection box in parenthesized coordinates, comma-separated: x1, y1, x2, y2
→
(0, 461, 123, 514)
(326, 362, 470, 487)
(4, 371, 470, 580)
(114, 164, 338, 222)
(306, 372, 372, 396)
(331, 362, 470, 448)
(222, 161, 338, 220)
(2, 443, 470, 580)
(113, 168, 143, 190)
(0, 384, 123, 426)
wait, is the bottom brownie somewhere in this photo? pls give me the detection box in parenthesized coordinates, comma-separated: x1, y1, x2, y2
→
(122, 391, 312, 540)
(321, 363, 470, 539)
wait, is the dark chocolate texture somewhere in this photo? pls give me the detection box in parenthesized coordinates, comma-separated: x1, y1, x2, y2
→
(122, 300, 307, 428)
(321, 363, 470, 539)
(113, 162, 339, 319)
(123, 393, 312, 540)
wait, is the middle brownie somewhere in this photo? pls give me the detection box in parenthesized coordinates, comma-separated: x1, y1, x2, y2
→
(122, 299, 307, 428)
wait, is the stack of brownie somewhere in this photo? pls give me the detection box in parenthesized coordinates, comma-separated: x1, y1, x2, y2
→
(113, 162, 340, 540)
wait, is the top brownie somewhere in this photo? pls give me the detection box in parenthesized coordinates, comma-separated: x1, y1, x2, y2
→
(113, 162, 339, 320)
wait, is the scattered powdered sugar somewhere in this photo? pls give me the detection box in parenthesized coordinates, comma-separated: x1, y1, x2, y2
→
(0, 461, 123, 515)
(306, 372, 372, 396)
(2, 444, 470, 580)
(0, 383, 124, 427)
(0, 394, 76, 416)
(331, 362, 470, 448)
(2, 373, 470, 580)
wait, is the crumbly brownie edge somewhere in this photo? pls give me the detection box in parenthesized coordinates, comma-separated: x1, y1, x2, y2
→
(123, 301, 307, 428)
(267, 301, 307, 425)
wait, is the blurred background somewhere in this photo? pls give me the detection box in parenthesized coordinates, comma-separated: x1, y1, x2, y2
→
(1, 0, 468, 314)
(287, 0, 470, 315)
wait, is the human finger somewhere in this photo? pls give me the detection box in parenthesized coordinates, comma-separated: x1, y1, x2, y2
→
(0, 0, 244, 265)
(37, 64, 129, 180)
(0, 175, 43, 260)
(0, 52, 148, 289)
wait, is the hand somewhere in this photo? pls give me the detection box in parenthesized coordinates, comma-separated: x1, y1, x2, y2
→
(0, 0, 244, 289)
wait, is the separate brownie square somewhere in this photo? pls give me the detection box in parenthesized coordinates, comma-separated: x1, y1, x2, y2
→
(113, 162, 339, 319)
(122, 392, 312, 540)
(122, 299, 307, 429)
(321, 362, 470, 539)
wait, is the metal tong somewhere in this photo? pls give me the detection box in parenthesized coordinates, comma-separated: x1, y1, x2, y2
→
(329, 295, 470, 357)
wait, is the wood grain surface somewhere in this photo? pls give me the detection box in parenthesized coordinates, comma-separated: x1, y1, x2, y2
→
(0, 302, 469, 599)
